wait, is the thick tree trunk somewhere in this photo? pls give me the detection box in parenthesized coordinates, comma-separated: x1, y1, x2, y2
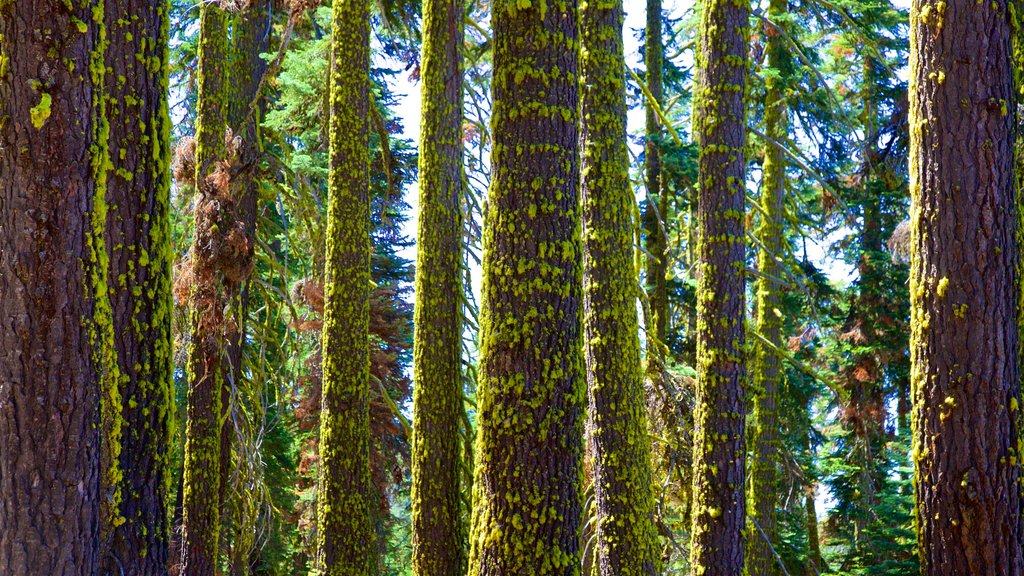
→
(0, 1, 118, 574)
(689, 0, 748, 570)
(580, 0, 660, 574)
(180, 3, 229, 574)
(410, 0, 466, 573)
(314, 0, 376, 573)
(467, 1, 584, 574)
(909, 0, 1023, 572)
(105, 0, 175, 573)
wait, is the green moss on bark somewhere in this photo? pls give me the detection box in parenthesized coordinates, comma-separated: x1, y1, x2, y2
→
(580, 0, 660, 574)
(410, 0, 467, 573)
(745, 0, 790, 573)
(180, 3, 228, 573)
(314, 0, 377, 573)
(468, 1, 585, 574)
(689, 0, 749, 571)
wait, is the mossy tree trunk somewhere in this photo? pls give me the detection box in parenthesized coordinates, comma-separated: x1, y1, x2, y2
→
(467, 0, 584, 574)
(410, 0, 466, 573)
(0, 1, 119, 573)
(221, 6, 270, 570)
(104, 0, 175, 573)
(746, 0, 790, 573)
(180, 3, 229, 574)
(909, 0, 1023, 572)
(580, 0, 660, 574)
(642, 0, 668, 357)
(689, 0, 748, 570)
(314, 0, 376, 573)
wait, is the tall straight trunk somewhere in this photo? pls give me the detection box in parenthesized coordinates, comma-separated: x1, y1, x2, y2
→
(0, 2, 118, 573)
(105, 0, 175, 573)
(410, 0, 466, 573)
(467, 0, 583, 574)
(689, 0, 748, 570)
(746, 0, 789, 573)
(222, 6, 269, 571)
(315, 0, 375, 573)
(909, 0, 1023, 572)
(180, 3, 229, 574)
(643, 0, 668, 352)
(580, 0, 660, 574)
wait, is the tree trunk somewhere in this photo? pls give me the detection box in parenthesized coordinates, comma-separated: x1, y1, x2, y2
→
(580, 0, 660, 574)
(221, 5, 270, 571)
(410, 0, 466, 573)
(180, 3, 229, 574)
(0, 2, 116, 574)
(804, 483, 822, 574)
(105, 0, 175, 573)
(689, 0, 748, 570)
(315, 0, 376, 573)
(909, 0, 1023, 572)
(467, 0, 584, 574)
(643, 0, 668, 354)
(746, 0, 789, 573)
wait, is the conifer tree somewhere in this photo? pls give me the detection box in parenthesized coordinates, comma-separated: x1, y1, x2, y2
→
(410, 0, 466, 572)
(643, 0, 668, 358)
(746, 0, 790, 572)
(314, 0, 376, 573)
(467, 0, 584, 573)
(0, 1, 118, 573)
(580, 0, 660, 573)
(909, 0, 1023, 572)
(690, 0, 749, 570)
(105, 0, 175, 572)
(180, 2, 229, 573)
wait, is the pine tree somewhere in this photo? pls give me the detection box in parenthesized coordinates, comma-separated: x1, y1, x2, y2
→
(467, 0, 585, 573)
(746, 0, 790, 572)
(908, 0, 1023, 572)
(410, 0, 466, 572)
(580, 0, 660, 573)
(315, 0, 376, 572)
(105, 0, 175, 572)
(0, 1, 119, 573)
(643, 0, 668, 356)
(221, 5, 269, 567)
(690, 0, 748, 570)
(180, 2, 229, 572)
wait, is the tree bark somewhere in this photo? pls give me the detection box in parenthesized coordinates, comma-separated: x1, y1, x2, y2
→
(0, 1, 118, 574)
(746, 1, 790, 574)
(105, 0, 175, 573)
(180, 3, 229, 574)
(643, 0, 668, 353)
(221, 6, 270, 572)
(909, 0, 1023, 572)
(314, 0, 376, 573)
(410, 0, 466, 573)
(689, 0, 748, 570)
(580, 0, 660, 574)
(467, 1, 584, 574)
